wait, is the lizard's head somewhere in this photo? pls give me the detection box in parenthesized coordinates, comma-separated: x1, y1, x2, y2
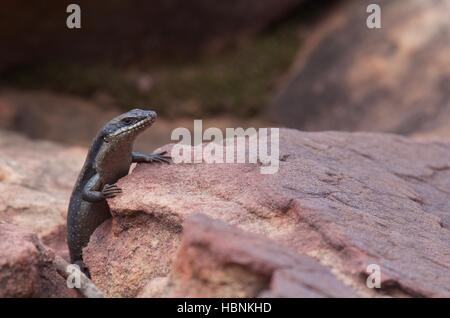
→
(102, 108, 157, 143)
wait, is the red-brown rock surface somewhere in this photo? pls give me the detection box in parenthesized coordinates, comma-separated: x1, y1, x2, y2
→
(0, 223, 77, 297)
(84, 128, 450, 297)
(0, 130, 85, 257)
(149, 214, 356, 298)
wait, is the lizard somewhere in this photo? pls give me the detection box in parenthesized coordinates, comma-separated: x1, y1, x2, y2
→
(67, 108, 170, 276)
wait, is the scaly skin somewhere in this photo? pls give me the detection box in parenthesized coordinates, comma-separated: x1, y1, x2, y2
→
(67, 109, 170, 275)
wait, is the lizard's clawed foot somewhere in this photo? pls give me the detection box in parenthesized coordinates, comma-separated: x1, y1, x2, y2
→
(144, 151, 172, 164)
(101, 184, 122, 198)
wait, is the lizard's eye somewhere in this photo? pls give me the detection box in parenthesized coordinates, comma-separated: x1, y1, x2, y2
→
(122, 118, 134, 125)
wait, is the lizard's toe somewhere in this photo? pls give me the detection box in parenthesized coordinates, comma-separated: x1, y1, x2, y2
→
(148, 153, 172, 164)
(102, 184, 122, 198)
(103, 192, 120, 198)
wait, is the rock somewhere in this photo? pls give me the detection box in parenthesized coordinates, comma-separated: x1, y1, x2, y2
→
(271, 0, 450, 139)
(148, 214, 356, 297)
(0, 90, 119, 147)
(0, 89, 268, 152)
(85, 128, 450, 297)
(84, 213, 181, 298)
(0, 223, 78, 297)
(0, 130, 85, 257)
(0, 0, 303, 69)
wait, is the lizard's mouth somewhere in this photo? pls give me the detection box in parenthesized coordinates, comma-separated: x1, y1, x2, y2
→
(104, 116, 155, 142)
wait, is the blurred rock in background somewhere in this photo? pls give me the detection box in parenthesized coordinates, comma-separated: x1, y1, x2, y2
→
(271, 0, 450, 139)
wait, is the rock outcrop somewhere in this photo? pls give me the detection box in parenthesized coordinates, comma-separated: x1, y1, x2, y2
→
(271, 0, 450, 139)
(84, 128, 450, 297)
(0, 130, 85, 257)
(0, 223, 78, 297)
(141, 214, 356, 298)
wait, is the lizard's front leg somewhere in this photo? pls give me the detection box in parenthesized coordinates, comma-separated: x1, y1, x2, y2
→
(132, 151, 171, 164)
(82, 174, 122, 202)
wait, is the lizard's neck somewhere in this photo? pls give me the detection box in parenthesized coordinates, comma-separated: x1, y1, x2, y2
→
(94, 135, 136, 184)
